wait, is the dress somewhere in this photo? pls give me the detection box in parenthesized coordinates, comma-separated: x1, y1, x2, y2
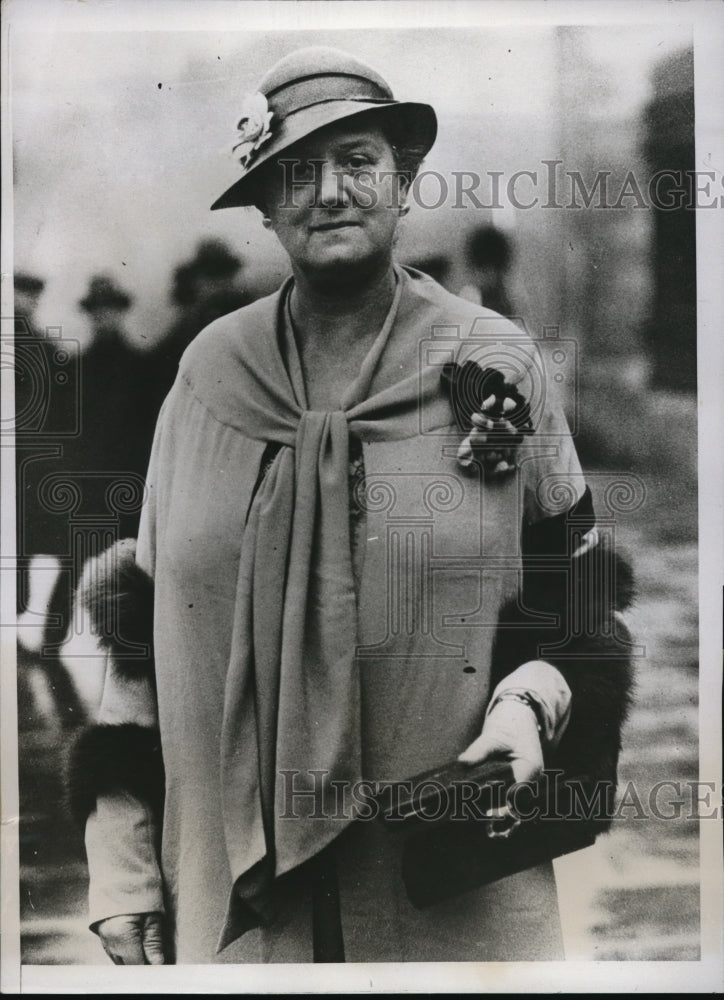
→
(76, 267, 632, 963)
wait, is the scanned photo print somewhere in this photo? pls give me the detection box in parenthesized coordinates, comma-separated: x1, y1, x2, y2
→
(1, 0, 722, 992)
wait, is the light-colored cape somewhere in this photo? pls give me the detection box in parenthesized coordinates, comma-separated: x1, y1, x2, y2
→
(98, 267, 584, 962)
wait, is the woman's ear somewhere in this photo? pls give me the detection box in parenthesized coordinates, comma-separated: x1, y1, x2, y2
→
(396, 174, 411, 215)
(261, 215, 273, 230)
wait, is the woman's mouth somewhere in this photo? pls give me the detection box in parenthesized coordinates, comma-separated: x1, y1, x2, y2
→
(310, 220, 360, 232)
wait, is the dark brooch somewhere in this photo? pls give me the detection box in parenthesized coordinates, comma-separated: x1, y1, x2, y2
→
(440, 361, 535, 477)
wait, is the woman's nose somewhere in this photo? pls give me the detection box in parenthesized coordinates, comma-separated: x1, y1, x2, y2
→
(317, 161, 350, 207)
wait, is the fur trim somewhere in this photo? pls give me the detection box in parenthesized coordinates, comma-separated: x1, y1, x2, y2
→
(490, 537, 636, 825)
(67, 723, 165, 826)
(75, 537, 154, 678)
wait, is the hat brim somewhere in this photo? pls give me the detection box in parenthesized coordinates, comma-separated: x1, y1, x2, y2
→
(79, 295, 132, 312)
(210, 99, 437, 210)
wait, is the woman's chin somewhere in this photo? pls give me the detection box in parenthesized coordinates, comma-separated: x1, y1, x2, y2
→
(303, 248, 383, 283)
(304, 253, 376, 283)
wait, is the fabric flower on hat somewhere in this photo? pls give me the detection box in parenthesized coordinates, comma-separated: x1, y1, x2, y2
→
(232, 93, 274, 169)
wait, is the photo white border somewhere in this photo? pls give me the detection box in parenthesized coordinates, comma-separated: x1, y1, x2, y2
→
(1, 0, 722, 993)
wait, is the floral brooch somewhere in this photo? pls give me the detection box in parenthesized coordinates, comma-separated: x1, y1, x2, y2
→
(440, 361, 535, 479)
(232, 92, 274, 170)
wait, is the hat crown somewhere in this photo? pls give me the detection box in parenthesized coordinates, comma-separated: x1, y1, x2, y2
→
(88, 276, 118, 295)
(212, 46, 437, 209)
(258, 46, 393, 101)
(80, 273, 132, 311)
(191, 239, 242, 275)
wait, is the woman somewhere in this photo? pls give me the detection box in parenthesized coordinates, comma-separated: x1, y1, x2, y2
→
(70, 47, 633, 964)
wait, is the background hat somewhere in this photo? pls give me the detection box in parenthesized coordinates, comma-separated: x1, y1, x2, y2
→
(467, 225, 514, 270)
(171, 238, 243, 305)
(211, 46, 437, 210)
(79, 275, 133, 313)
(189, 238, 243, 278)
(15, 271, 45, 294)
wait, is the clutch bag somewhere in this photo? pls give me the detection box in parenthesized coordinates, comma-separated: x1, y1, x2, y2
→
(373, 758, 602, 909)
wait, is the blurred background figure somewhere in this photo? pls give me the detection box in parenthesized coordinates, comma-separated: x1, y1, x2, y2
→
(458, 224, 515, 316)
(15, 271, 86, 727)
(14, 271, 45, 337)
(71, 274, 157, 537)
(15, 270, 60, 630)
(151, 238, 255, 401)
(24, 274, 157, 722)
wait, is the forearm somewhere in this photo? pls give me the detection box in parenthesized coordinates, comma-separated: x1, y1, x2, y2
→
(86, 790, 165, 930)
(486, 659, 572, 749)
(66, 538, 165, 928)
(490, 524, 635, 784)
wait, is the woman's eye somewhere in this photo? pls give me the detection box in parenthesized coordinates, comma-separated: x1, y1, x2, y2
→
(346, 155, 372, 170)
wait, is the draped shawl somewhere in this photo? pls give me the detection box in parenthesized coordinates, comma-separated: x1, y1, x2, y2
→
(137, 265, 584, 957)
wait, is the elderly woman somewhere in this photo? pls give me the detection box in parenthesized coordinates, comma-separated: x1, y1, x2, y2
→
(70, 47, 633, 964)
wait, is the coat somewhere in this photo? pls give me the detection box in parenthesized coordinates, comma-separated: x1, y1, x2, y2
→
(70, 267, 634, 963)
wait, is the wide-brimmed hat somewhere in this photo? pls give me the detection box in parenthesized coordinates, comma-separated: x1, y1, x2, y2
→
(211, 46, 437, 210)
(79, 275, 133, 313)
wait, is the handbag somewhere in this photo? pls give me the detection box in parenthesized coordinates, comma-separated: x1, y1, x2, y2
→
(373, 758, 607, 909)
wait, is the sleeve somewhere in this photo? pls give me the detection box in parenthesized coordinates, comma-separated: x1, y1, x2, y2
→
(67, 409, 168, 929)
(518, 367, 586, 528)
(485, 660, 572, 748)
(135, 394, 170, 581)
(486, 343, 634, 797)
(73, 679, 165, 930)
(490, 482, 635, 803)
(87, 791, 164, 930)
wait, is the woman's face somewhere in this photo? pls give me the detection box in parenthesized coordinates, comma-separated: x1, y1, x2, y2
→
(258, 119, 407, 281)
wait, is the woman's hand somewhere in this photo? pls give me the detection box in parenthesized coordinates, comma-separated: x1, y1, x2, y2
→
(458, 699, 543, 785)
(96, 912, 165, 965)
(458, 699, 544, 839)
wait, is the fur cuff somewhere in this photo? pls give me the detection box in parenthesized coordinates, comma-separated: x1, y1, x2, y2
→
(490, 539, 635, 821)
(67, 723, 165, 826)
(75, 537, 154, 678)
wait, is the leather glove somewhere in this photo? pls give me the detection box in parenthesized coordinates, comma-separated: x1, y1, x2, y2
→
(458, 698, 543, 785)
(458, 698, 544, 839)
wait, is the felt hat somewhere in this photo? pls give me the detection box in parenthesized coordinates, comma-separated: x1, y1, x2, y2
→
(15, 272, 45, 294)
(79, 275, 133, 313)
(171, 239, 243, 305)
(211, 46, 437, 210)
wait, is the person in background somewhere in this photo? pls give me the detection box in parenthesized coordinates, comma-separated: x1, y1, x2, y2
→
(152, 239, 255, 401)
(71, 274, 157, 538)
(14, 271, 46, 337)
(15, 271, 85, 725)
(458, 224, 515, 316)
